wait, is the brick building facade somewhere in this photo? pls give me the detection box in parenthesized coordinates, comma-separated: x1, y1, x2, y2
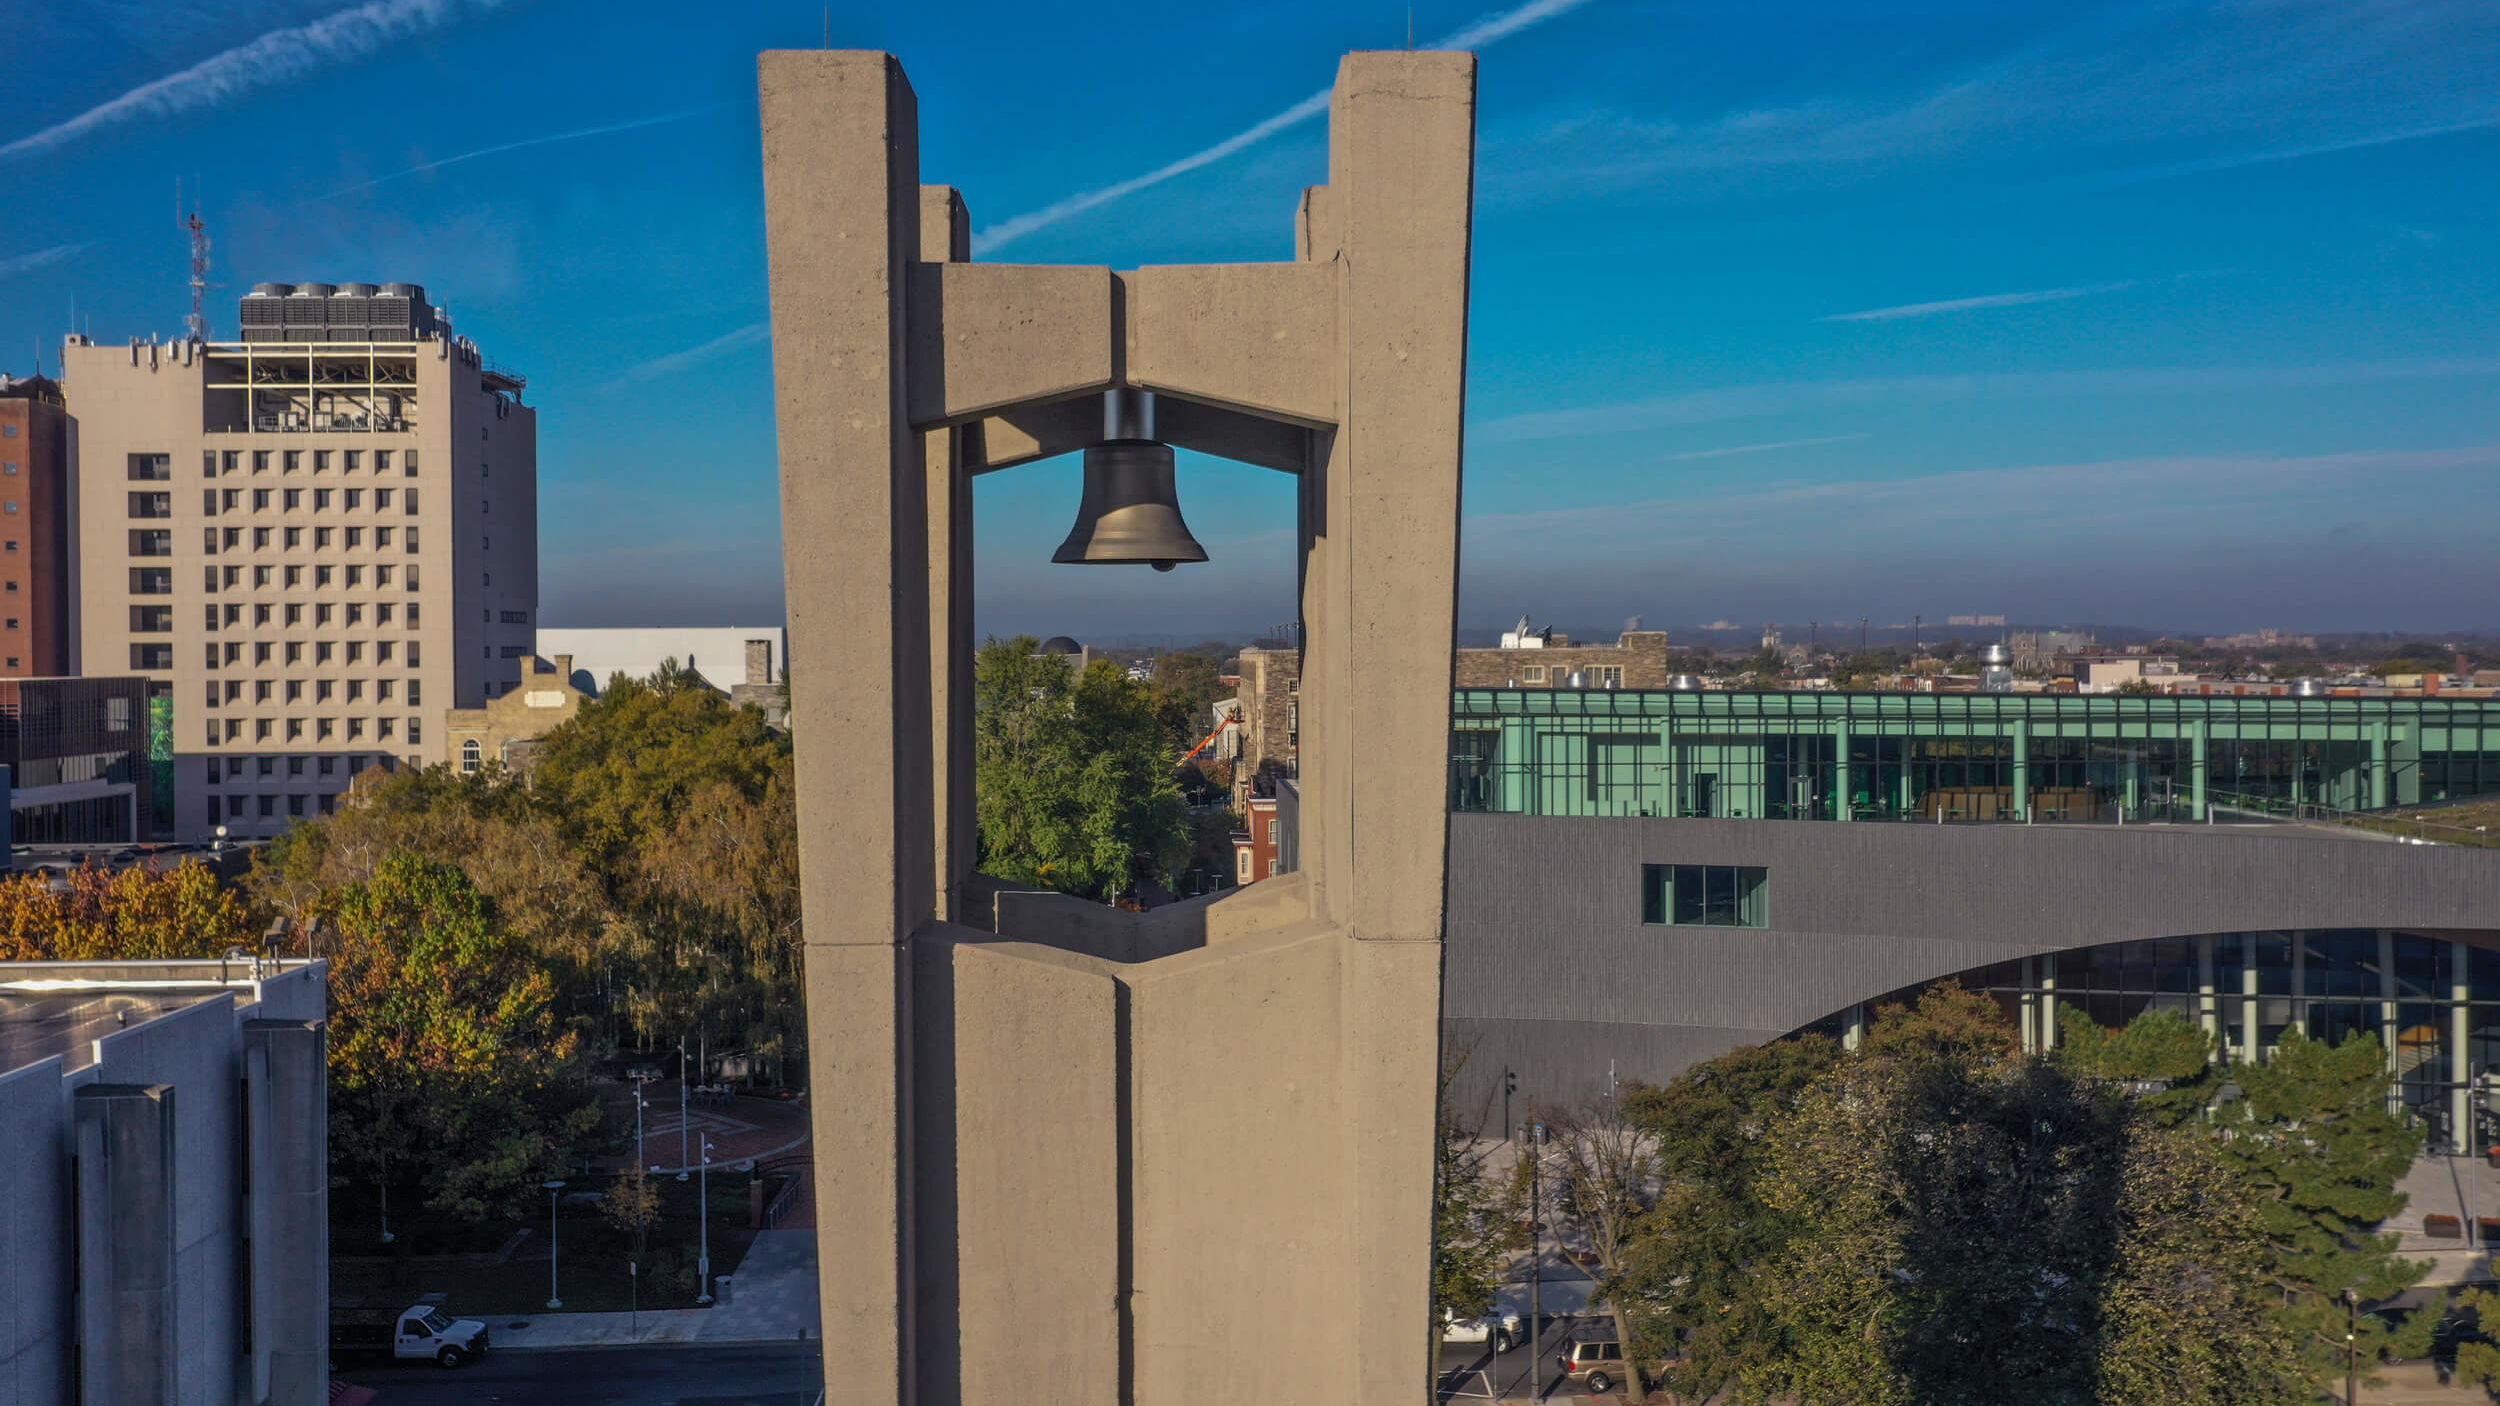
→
(1453, 626, 1674, 689)
(1233, 645, 1299, 803)
(0, 376, 76, 677)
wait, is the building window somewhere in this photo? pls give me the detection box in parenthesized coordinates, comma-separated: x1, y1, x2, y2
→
(1524, 665, 1545, 683)
(1642, 864, 1768, 928)
(1597, 666, 1623, 689)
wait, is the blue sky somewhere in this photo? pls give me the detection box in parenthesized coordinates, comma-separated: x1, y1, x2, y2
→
(3, 0, 2496, 640)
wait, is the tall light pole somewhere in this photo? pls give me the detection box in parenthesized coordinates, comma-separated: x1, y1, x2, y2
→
(634, 1078, 648, 1174)
(1528, 1120, 1547, 1403)
(677, 1038, 692, 1181)
(543, 1179, 567, 1309)
(696, 1138, 716, 1304)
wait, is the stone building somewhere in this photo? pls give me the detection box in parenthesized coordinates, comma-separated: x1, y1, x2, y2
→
(442, 651, 587, 771)
(1453, 619, 1674, 689)
(1232, 645, 1300, 802)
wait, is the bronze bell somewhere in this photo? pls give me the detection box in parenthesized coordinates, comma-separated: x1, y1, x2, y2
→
(1051, 390, 1208, 572)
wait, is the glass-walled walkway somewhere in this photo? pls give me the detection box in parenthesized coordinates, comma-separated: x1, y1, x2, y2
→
(1449, 690, 2500, 823)
(1805, 929, 2500, 1154)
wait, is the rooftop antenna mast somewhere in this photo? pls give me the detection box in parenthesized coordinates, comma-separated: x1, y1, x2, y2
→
(177, 177, 210, 342)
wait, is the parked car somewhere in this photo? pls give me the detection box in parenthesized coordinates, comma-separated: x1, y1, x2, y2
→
(1557, 1327, 1630, 1394)
(331, 1303, 490, 1368)
(1441, 1305, 1525, 1352)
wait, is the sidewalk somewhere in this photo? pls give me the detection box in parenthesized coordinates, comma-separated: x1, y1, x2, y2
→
(493, 1229, 822, 1350)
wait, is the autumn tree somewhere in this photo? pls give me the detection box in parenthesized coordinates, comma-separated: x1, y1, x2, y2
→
(325, 854, 598, 1221)
(0, 860, 256, 960)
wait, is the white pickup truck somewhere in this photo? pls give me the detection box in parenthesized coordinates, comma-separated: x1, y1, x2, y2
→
(331, 1303, 492, 1368)
(1441, 1305, 1526, 1353)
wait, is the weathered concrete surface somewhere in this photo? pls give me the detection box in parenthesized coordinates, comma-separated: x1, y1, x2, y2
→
(760, 51, 933, 1406)
(764, 46, 1471, 1405)
(76, 1083, 176, 1406)
(0, 1059, 69, 1403)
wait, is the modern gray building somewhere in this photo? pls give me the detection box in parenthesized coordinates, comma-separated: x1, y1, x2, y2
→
(0, 958, 328, 1405)
(1424, 687, 2500, 1149)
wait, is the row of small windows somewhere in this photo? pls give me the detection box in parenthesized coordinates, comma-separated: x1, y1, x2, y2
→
(206, 638, 422, 668)
(195, 449, 419, 477)
(209, 753, 373, 782)
(135, 600, 421, 634)
(202, 486, 415, 514)
(205, 716, 423, 745)
(208, 561, 413, 590)
(128, 527, 423, 558)
(1640, 863, 1770, 928)
(211, 793, 339, 822)
(207, 676, 421, 708)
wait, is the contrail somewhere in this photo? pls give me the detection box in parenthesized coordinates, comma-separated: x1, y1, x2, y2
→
(1651, 433, 1871, 462)
(0, 0, 513, 163)
(601, 322, 770, 391)
(971, 0, 1600, 254)
(0, 243, 87, 280)
(1820, 282, 2142, 323)
(324, 106, 714, 196)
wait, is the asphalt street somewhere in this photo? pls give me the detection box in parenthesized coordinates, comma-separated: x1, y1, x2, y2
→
(337, 1343, 822, 1405)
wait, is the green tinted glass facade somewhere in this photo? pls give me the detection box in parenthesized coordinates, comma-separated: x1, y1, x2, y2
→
(1450, 690, 2500, 822)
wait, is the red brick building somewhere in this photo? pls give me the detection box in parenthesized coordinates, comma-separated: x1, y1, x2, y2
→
(0, 375, 75, 676)
(1233, 794, 1282, 885)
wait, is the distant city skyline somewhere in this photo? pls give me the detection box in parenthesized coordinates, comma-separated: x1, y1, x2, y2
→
(4, 0, 2495, 635)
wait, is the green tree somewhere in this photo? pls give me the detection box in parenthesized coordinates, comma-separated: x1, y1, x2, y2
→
(325, 854, 599, 1221)
(1612, 1036, 1838, 1403)
(2218, 1029, 2430, 1383)
(973, 635, 1190, 899)
(1431, 1059, 1524, 1340)
(526, 662, 791, 873)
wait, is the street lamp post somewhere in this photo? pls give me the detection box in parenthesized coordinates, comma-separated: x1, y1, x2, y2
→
(543, 1179, 567, 1309)
(677, 1038, 691, 1181)
(634, 1079, 648, 1175)
(1528, 1121, 1547, 1403)
(697, 1138, 716, 1304)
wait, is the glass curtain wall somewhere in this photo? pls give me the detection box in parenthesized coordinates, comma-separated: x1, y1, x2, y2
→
(1449, 690, 2500, 824)
(1805, 929, 2500, 1154)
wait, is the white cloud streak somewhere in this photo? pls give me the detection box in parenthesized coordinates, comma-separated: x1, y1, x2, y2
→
(0, 243, 87, 280)
(1650, 433, 1870, 462)
(324, 106, 711, 196)
(601, 322, 768, 390)
(971, 0, 1599, 254)
(1473, 355, 2500, 444)
(0, 0, 511, 162)
(1819, 281, 2140, 323)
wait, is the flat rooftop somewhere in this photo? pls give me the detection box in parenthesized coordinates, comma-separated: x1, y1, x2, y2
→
(0, 960, 306, 1074)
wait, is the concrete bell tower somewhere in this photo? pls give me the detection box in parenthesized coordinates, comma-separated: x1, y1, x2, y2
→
(761, 47, 1474, 1404)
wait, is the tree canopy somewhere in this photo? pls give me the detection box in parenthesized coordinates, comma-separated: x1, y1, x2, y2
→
(973, 635, 1191, 900)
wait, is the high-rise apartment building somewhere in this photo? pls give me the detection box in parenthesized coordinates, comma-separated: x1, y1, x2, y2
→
(0, 374, 78, 676)
(59, 282, 538, 841)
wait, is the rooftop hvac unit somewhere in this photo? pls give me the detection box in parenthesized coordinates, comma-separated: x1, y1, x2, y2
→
(335, 282, 378, 297)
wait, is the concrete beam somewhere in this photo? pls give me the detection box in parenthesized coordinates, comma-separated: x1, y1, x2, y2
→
(1125, 263, 1341, 428)
(961, 395, 1100, 474)
(905, 263, 1118, 428)
(1156, 395, 1316, 474)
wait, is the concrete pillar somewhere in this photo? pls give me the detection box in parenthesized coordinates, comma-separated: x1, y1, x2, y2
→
(2040, 964, 2059, 1051)
(2011, 720, 2029, 822)
(760, 52, 937, 1402)
(76, 1084, 176, 1406)
(2197, 934, 2218, 1043)
(2292, 933, 2308, 1037)
(2190, 718, 2208, 821)
(1842, 1002, 1866, 1052)
(922, 186, 977, 925)
(1833, 718, 1853, 821)
(245, 1021, 328, 1406)
(2454, 939, 2474, 1154)
(2370, 721, 2390, 810)
(2380, 929, 2401, 1114)
(2019, 956, 2037, 1052)
(2242, 943, 2262, 1064)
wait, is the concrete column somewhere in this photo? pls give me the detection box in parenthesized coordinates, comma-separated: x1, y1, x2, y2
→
(2381, 929, 2401, 1115)
(922, 186, 977, 925)
(1314, 52, 1476, 1402)
(2019, 955, 2037, 1052)
(2453, 939, 2474, 1154)
(2040, 964, 2058, 1051)
(2370, 721, 2390, 810)
(2011, 720, 2030, 822)
(2197, 934, 2218, 1043)
(1842, 1002, 1865, 1053)
(75, 1084, 176, 1406)
(2190, 718, 2208, 821)
(245, 1021, 328, 1406)
(760, 52, 936, 1403)
(1833, 718, 1853, 821)
(2292, 933, 2308, 1037)
(2243, 944, 2262, 1064)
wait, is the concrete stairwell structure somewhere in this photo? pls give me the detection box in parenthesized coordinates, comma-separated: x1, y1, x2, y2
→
(760, 47, 1474, 1405)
